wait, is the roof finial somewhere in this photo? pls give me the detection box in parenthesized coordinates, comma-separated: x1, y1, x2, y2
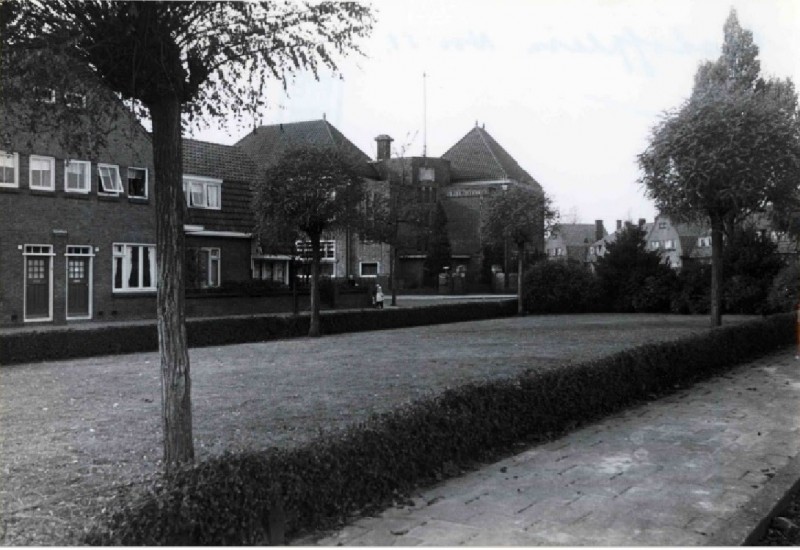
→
(323, 112, 326, 121)
(475, 120, 478, 127)
(482, 123, 485, 129)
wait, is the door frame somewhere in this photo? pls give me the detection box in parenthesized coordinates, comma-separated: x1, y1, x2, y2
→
(65, 245, 94, 321)
(23, 244, 54, 323)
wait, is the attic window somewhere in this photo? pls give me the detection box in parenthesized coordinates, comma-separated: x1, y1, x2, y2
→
(65, 93, 87, 109)
(34, 87, 56, 104)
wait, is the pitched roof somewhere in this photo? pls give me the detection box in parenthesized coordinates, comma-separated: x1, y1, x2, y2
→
(183, 138, 258, 182)
(441, 125, 542, 191)
(235, 119, 377, 178)
(557, 224, 604, 246)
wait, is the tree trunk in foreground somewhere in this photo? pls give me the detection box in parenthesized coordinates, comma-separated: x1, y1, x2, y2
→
(710, 217, 724, 327)
(309, 233, 321, 337)
(150, 96, 194, 472)
(517, 243, 525, 315)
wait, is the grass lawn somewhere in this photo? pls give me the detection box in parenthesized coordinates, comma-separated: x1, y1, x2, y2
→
(0, 313, 754, 545)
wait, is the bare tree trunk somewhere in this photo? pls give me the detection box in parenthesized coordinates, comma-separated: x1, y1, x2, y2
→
(150, 96, 193, 472)
(710, 217, 724, 327)
(517, 242, 525, 315)
(309, 234, 321, 337)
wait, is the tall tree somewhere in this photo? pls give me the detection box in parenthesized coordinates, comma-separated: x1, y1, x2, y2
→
(481, 185, 556, 315)
(1, 1, 373, 471)
(253, 144, 363, 336)
(423, 201, 452, 286)
(638, 9, 800, 326)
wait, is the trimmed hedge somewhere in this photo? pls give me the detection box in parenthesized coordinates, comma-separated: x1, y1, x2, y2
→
(82, 312, 795, 545)
(0, 300, 517, 365)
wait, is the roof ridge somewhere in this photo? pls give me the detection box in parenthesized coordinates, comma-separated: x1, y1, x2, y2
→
(475, 127, 508, 180)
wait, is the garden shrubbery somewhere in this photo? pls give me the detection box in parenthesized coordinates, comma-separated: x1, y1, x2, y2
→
(522, 260, 603, 313)
(82, 312, 795, 545)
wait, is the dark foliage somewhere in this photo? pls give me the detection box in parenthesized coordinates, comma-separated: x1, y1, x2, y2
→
(722, 227, 785, 314)
(767, 263, 800, 314)
(595, 225, 676, 313)
(82, 313, 794, 545)
(670, 262, 712, 314)
(0, 301, 516, 366)
(521, 260, 602, 313)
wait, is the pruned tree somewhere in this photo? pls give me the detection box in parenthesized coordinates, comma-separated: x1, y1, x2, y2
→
(638, 9, 800, 326)
(253, 144, 363, 336)
(1, 0, 373, 471)
(481, 185, 556, 315)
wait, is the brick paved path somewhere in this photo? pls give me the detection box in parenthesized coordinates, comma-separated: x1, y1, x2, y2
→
(309, 348, 800, 546)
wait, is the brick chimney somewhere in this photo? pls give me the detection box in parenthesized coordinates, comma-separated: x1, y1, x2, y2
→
(638, 218, 646, 229)
(595, 220, 605, 242)
(616, 220, 622, 231)
(374, 134, 393, 161)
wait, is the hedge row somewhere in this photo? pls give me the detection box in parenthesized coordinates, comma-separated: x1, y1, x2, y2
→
(82, 312, 796, 545)
(0, 300, 517, 365)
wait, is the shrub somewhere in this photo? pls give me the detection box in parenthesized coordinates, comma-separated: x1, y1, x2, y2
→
(82, 313, 795, 545)
(670, 262, 711, 314)
(767, 263, 800, 313)
(522, 260, 602, 313)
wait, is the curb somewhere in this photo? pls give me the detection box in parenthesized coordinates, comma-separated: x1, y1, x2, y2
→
(708, 452, 800, 546)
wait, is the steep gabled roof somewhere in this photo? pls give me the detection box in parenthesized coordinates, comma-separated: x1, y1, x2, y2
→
(557, 224, 604, 247)
(235, 119, 377, 178)
(182, 138, 258, 182)
(441, 125, 542, 191)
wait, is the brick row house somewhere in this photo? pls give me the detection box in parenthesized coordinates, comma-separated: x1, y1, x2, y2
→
(1, 103, 547, 325)
(0, 99, 157, 325)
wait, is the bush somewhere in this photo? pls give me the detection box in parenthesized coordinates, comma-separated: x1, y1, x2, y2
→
(522, 260, 603, 313)
(0, 300, 517, 365)
(82, 313, 795, 545)
(670, 262, 711, 314)
(767, 263, 800, 313)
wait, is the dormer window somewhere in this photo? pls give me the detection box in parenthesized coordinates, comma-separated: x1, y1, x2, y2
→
(182, 175, 221, 209)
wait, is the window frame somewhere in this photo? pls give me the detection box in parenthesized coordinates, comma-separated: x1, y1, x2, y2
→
(112, 243, 157, 293)
(127, 167, 148, 199)
(359, 261, 379, 278)
(0, 150, 19, 188)
(64, 92, 87, 109)
(29, 155, 56, 191)
(64, 159, 91, 193)
(98, 163, 124, 195)
(187, 246, 221, 289)
(182, 175, 222, 210)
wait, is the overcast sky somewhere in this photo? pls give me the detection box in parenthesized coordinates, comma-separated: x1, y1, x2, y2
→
(193, 0, 800, 231)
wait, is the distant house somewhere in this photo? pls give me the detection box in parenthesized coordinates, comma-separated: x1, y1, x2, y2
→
(644, 214, 707, 270)
(547, 221, 606, 264)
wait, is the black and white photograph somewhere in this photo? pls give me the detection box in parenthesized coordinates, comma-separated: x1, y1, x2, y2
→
(1, 0, 799, 545)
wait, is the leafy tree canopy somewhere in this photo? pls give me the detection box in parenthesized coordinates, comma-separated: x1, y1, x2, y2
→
(481, 185, 555, 250)
(253, 144, 364, 243)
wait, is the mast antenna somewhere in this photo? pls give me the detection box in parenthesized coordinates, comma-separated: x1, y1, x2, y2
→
(423, 71, 427, 157)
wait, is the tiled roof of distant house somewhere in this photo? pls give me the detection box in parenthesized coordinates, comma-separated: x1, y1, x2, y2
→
(442, 125, 542, 192)
(591, 222, 653, 249)
(183, 138, 259, 182)
(235, 119, 378, 178)
(558, 224, 604, 246)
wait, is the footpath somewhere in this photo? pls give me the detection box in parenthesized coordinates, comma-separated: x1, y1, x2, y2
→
(305, 347, 800, 546)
